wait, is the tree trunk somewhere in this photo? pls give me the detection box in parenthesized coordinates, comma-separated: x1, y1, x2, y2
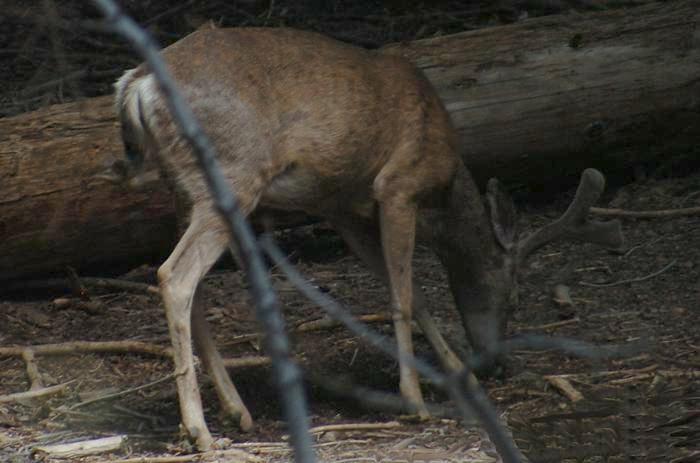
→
(1, 1, 698, 282)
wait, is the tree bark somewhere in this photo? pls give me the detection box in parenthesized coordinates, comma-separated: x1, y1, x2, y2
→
(382, 0, 700, 185)
(0, 96, 178, 282)
(1, 1, 698, 282)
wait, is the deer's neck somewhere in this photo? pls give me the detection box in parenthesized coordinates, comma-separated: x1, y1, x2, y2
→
(431, 163, 502, 281)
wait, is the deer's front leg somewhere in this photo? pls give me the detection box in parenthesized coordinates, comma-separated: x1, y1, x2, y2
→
(158, 214, 229, 451)
(334, 220, 464, 374)
(378, 199, 428, 416)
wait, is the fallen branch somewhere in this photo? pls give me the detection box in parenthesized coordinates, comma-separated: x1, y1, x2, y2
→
(544, 376, 584, 403)
(579, 260, 676, 287)
(608, 369, 700, 385)
(222, 355, 270, 369)
(309, 421, 402, 435)
(1, 276, 159, 296)
(296, 313, 392, 332)
(33, 435, 125, 459)
(0, 341, 172, 358)
(0, 381, 74, 404)
(590, 206, 700, 218)
(108, 449, 262, 463)
(1, 341, 269, 373)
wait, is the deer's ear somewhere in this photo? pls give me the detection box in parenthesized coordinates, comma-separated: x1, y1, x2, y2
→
(486, 178, 517, 251)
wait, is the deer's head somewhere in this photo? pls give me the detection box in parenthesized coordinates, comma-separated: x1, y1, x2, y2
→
(439, 168, 623, 374)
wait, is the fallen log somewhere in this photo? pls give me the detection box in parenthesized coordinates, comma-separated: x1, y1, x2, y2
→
(0, 96, 178, 282)
(383, 0, 700, 184)
(1, 1, 698, 282)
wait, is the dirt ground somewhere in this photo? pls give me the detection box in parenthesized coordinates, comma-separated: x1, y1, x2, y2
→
(1, 1, 698, 462)
(1, 169, 698, 462)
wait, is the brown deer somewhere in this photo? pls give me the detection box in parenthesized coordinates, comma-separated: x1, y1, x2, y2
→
(111, 27, 622, 450)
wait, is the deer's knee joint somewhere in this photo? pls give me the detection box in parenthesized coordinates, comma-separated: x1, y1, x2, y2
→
(372, 170, 407, 202)
(392, 304, 413, 322)
(171, 319, 190, 337)
(157, 264, 173, 287)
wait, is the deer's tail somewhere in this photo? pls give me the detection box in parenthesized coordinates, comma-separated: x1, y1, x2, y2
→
(114, 66, 156, 174)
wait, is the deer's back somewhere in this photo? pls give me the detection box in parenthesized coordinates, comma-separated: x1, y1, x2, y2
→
(123, 28, 458, 216)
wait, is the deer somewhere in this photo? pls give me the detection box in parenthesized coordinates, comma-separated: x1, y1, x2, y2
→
(110, 26, 623, 450)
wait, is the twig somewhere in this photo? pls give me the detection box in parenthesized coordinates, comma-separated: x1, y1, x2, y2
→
(71, 373, 176, 409)
(0, 381, 74, 404)
(84, 277, 159, 294)
(92, 3, 314, 461)
(1, 277, 158, 296)
(608, 369, 700, 385)
(229, 441, 289, 449)
(590, 206, 700, 218)
(623, 236, 663, 258)
(544, 376, 584, 402)
(218, 333, 263, 347)
(111, 404, 163, 426)
(143, 0, 197, 25)
(551, 364, 658, 379)
(309, 421, 402, 434)
(296, 313, 392, 332)
(579, 260, 676, 287)
(520, 318, 580, 332)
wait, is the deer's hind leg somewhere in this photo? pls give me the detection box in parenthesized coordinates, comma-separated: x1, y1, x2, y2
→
(158, 208, 229, 451)
(160, 177, 265, 449)
(169, 188, 253, 439)
(192, 291, 253, 431)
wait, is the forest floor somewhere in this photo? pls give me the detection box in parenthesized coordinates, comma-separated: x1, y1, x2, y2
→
(1, 1, 697, 462)
(1, 169, 698, 462)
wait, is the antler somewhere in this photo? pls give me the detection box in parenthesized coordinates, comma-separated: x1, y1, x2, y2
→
(517, 168, 623, 262)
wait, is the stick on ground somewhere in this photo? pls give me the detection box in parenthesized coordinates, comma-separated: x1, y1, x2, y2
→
(33, 435, 125, 459)
(545, 375, 584, 402)
(590, 206, 700, 218)
(0, 381, 74, 404)
(309, 421, 403, 434)
(580, 260, 676, 287)
(0, 341, 172, 358)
